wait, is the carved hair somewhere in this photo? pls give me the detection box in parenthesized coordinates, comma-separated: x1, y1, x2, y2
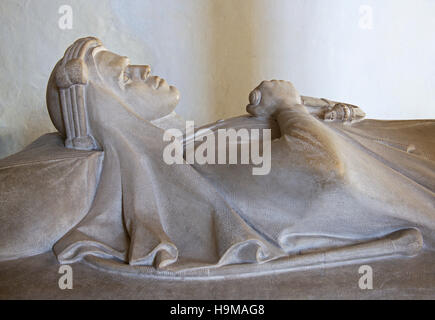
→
(46, 37, 102, 150)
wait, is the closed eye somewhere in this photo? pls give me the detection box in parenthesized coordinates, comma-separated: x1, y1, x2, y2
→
(120, 57, 131, 85)
(120, 64, 132, 86)
(122, 70, 131, 83)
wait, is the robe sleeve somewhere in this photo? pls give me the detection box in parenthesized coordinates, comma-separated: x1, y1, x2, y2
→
(275, 104, 345, 178)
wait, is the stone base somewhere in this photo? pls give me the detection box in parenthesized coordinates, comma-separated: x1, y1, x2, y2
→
(1, 250, 434, 299)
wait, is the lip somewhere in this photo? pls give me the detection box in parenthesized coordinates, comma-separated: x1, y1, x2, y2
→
(157, 78, 166, 88)
(150, 76, 166, 89)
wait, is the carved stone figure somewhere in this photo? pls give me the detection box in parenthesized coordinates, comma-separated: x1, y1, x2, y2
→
(0, 37, 434, 281)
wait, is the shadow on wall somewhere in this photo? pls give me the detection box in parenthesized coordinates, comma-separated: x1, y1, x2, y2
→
(0, 134, 13, 159)
(207, 0, 256, 122)
(3, 0, 434, 160)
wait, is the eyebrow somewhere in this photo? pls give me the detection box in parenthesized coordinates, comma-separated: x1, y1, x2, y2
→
(121, 57, 130, 68)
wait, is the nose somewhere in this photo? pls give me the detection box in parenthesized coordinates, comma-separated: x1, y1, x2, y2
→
(126, 65, 151, 80)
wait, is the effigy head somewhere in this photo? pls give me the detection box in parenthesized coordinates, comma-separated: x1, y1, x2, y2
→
(46, 37, 180, 150)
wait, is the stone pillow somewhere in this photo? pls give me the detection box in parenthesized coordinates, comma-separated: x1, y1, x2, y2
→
(0, 133, 103, 261)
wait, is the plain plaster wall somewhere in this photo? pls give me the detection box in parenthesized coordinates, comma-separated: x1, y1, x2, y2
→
(1, 0, 434, 158)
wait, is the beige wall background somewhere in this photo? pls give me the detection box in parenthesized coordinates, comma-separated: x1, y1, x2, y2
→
(1, 0, 434, 158)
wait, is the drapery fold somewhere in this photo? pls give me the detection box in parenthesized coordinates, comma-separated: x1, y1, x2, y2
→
(52, 113, 434, 274)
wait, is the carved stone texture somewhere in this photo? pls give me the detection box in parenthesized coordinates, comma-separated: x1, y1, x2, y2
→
(0, 133, 103, 260)
(0, 37, 433, 281)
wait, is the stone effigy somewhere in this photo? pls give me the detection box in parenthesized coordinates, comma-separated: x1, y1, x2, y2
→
(0, 37, 434, 280)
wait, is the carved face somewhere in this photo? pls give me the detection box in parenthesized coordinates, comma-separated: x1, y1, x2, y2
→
(92, 49, 180, 120)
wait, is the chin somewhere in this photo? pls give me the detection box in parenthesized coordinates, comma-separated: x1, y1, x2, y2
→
(170, 86, 181, 102)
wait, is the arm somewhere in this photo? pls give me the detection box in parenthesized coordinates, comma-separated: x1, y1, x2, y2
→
(247, 81, 345, 177)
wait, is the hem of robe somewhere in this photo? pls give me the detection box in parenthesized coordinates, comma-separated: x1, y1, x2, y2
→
(56, 228, 422, 277)
(81, 228, 422, 279)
